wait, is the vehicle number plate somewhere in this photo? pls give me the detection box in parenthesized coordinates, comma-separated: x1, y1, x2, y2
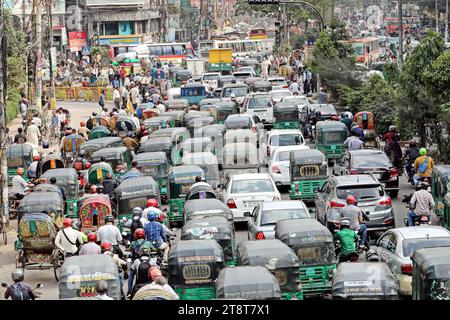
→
(305, 268, 315, 276)
(245, 201, 259, 208)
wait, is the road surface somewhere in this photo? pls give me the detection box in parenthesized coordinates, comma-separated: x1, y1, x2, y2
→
(0, 101, 414, 299)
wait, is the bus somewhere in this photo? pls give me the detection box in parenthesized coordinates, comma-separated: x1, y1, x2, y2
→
(384, 17, 410, 36)
(249, 28, 268, 40)
(146, 42, 195, 65)
(343, 37, 381, 64)
(199, 39, 275, 58)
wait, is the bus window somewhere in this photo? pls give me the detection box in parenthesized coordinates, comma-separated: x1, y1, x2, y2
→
(150, 46, 162, 56)
(173, 45, 186, 55)
(162, 45, 172, 55)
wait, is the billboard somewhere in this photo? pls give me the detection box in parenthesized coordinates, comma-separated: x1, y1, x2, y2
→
(68, 31, 87, 52)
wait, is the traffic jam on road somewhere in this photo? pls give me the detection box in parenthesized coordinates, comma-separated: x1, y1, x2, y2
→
(1, 1, 450, 302)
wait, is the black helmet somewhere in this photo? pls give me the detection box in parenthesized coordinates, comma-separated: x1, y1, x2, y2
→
(344, 106, 350, 112)
(42, 140, 50, 149)
(417, 181, 429, 190)
(139, 246, 152, 257)
(11, 268, 24, 282)
(105, 215, 114, 223)
(50, 177, 57, 184)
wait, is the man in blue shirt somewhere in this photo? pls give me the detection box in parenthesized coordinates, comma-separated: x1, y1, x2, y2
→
(144, 211, 169, 264)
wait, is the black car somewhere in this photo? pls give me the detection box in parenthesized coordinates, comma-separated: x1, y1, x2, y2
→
(333, 150, 400, 197)
(304, 104, 339, 122)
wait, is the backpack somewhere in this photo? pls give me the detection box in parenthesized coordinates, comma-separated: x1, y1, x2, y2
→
(130, 219, 143, 236)
(131, 239, 145, 259)
(9, 283, 30, 300)
(136, 259, 152, 285)
(418, 156, 429, 174)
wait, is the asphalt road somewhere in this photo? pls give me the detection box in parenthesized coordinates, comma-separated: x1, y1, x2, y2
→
(0, 100, 418, 300)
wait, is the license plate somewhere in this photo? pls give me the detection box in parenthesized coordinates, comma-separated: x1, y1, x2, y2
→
(305, 268, 316, 276)
(373, 174, 381, 179)
(244, 201, 259, 208)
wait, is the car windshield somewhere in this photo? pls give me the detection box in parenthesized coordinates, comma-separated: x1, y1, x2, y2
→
(270, 134, 303, 146)
(352, 153, 391, 168)
(271, 91, 291, 99)
(317, 106, 337, 115)
(203, 74, 219, 81)
(248, 96, 272, 109)
(402, 237, 450, 257)
(260, 209, 309, 225)
(231, 179, 274, 193)
(239, 67, 253, 72)
(284, 97, 308, 105)
(336, 185, 384, 200)
(223, 87, 248, 97)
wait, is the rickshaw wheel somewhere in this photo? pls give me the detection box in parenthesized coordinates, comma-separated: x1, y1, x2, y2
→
(53, 258, 61, 282)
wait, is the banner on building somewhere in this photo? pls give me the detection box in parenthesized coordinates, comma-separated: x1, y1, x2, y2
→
(68, 31, 88, 52)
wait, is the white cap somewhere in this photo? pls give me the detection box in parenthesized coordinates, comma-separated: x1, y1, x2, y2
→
(31, 119, 36, 124)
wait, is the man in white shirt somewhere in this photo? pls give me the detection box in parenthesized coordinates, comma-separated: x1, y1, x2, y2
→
(54, 218, 84, 256)
(11, 168, 33, 199)
(96, 215, 123, 258)
(113, 88, 120, 108)
(26, 120, 41, 147)
(129, 82, 140, 110)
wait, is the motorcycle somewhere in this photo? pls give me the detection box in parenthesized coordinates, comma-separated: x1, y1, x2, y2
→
(1, 282, 43, 300)
(402, 194, 431, 226)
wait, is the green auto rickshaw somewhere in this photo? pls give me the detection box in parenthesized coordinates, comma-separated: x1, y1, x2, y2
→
(138, 137, 173, 165)
(6, 144, 33, 185)
(168, 239, 224, 300)
(40, 168, 79, 219)
(162, 110, 186, 127)
(149, 128, 190, 165)
(216, 266, 281, 300)
(169, 66, 183, 85)
(210, 102, 238, 124)
(115, 176, 160, 237)
(275, 219, 336, 297)
(315, 121, 348, 164)
(182, 152, 220, 189)
(79, 137, 124, 159)
(273, 105, 301, 130)
(87, 162, 115, 185)
(89, 147, 132, 178)
(133, 152, 169, 201)
(181, 215, 236, 267)
(167, 165, 205, 227)
(89, 125, 112, 140)
(289, 149, 328, 202)
(431, 165, 450, 220)
(237, 239, 303, 300)
(444, 183, 450, 231)
(174, 70, 192, 87)
(194, 124, 226, 161)
(412, 246, 450, 300)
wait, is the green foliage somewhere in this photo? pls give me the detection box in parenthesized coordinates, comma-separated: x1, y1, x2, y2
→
(338, 75, 400, 134)
(383, 62, 399, 85)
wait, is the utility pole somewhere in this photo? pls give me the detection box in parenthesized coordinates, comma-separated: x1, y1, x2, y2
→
(436, 0, 440, 33)
(35, 0, 43, 111)
(446, 0, 449, 42)
(48, 0, 56, 111)
(0, 0, 10, 227)
(398, 0, 403, 68)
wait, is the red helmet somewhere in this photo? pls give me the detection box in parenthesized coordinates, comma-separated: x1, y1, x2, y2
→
(158, 214, 165, 223)
(33, 155, 40, 161)
(146, 198, 158, 208)
(101, 242, 112, 251)
(134, 228, 145, 239)
(85, 162, 91, 169)
(149, 267, 162, 281)
(80, 122, 86, 127)
(346, 195, 357, 205)
(87, 233, 97, 242)
(63, 218, 72, 228)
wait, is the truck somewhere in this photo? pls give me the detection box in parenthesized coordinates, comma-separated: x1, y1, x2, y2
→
(208, 48, 232, 72)
(186, 58, 205, 77)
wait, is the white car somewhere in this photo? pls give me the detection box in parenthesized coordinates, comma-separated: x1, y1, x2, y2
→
(237, 67, 256, 77)
(269, 145, 310, 188)
(223, 173, 281, 222)
(269, 89, 292, 104)
(376, 226, 450, 296)
(201, 73, 221, 89)
(243, 93, 274, 126)
(266, 129, 306, 160)
(267, 77, 289, 90)
(281, 95, 310, 113)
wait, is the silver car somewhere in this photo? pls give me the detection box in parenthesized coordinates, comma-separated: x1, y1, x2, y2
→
(315, 175, 395, 233)
(269, 145, 310, 188)
(246, 200, 310, 240)
(375, 226, 450, 296)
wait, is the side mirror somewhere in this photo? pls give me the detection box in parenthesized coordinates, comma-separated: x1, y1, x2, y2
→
(243, 212, 252, 218)
(1, 283, 7, 288)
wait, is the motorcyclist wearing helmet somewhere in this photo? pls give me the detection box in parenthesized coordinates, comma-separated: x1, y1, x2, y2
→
(407, 182, 434, 226)
(333, 217, 358, 262)
(351, 122, 365, 141)
(129, 246, 155, 295)
(342, 106, 353, 120)
(79, 232, 101, 255)
(144, 211, 169, 263)
(403, 140, 421, 183)
(413, 147, 435, 186)
(96, 215, 124, 259)
(340, 112, 353, 131)
(383, 125, 399, 145)
(126, 207, 145, 240)
(4, 269, 36, 300)
(142, 198, 165, 224)
(11, 167, 34, 200)
(54, 218, 84, 256)
(101, 242, 127, 273)
(27, 155, 41, 179)
(339, 195, 368, 249)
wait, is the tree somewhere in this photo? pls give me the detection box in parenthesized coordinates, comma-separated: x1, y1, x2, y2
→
(399, 31, 449, 158)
